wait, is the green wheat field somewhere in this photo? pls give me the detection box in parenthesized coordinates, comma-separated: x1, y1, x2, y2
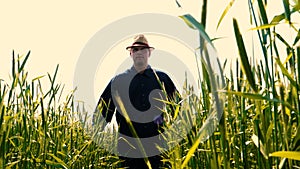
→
(1, 1, 300, 168)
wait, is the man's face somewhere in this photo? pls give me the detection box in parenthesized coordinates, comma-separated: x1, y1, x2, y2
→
(130, 46, 151, 68)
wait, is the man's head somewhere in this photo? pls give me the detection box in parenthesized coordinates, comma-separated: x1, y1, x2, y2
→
(126, 34, 154, 71)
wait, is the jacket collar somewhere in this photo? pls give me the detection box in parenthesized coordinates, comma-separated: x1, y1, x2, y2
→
(130, 65, 152, 77)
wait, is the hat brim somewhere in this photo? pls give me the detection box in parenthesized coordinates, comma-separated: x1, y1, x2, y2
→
(126, 44, 155, 50)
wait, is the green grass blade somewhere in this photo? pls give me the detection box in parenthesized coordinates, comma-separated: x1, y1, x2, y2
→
(257, 0, 269, 24)
(216, 0, 235, 30)
(201, 59, 211, 92)
(293, 28, 300, 46)
(32, 75, 45, 82)
(274, 32, 292, 49)
(47, 153, 69, 169)
(270, 151, 300, 161)
(233, 18, 257, 92)
(48, 65, 59, 92)
(224, 90, 264, 100)
(181, 134, 203, 169)
(274, 57, 297, 87)
(0, 85, 6, 131)
(5, 160, 20, 169)
(224, 90, 296, 111)
(249, 1, 272, 87)
(179, 14, 212, 46)
(18, 51, 30, 73)
(282, 0, 291, 23)
(249, 23, 277, 31)
(271, 13, 286, 24)
(297, 47, 300, 121)
(271, 4, 299, 26)
(175, 0, 181, 8)
(45, 160, 66, 168)
(12, 51, 16, 78)
(200, 0, 207, 28)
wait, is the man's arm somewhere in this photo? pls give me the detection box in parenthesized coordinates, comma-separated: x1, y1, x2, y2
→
(163, 73, 181, 103)
(93, 81, 116, 125)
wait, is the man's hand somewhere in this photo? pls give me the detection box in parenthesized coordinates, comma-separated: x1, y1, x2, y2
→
(153, 115, 164, 125)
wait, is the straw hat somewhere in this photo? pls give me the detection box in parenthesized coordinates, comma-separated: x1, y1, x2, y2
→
(126, 34, 155, 50)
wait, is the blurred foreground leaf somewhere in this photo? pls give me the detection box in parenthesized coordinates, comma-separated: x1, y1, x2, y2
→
(270, 151, 300, 161)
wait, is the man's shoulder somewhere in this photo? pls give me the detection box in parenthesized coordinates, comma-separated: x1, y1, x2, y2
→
(116, 69, 131, 76)
(152, 69, 170, 78)
(111, 68, 134, 81)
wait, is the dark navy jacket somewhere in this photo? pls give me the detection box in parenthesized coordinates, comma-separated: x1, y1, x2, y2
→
(95, 66, 177, 138)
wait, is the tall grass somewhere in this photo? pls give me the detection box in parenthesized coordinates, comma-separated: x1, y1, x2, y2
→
(0, 51, 119, 168)
(1, 0, 300, 168)
(168, 0, 300, 168)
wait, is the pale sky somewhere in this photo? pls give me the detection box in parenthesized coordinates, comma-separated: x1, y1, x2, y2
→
(0, 0, 298, 111)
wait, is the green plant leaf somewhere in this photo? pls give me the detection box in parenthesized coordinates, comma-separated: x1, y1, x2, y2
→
(47, 153, 69, 169)
(32, 75, 45, 82)
(5, 160, 20, 169)
(223, 90, 264, 100)
(181, 131, 207, 169)
(293, 28, 300, 46)
(217, 0, 235, 30)
(274, 32, 291, 49)
(271, 13, 286, 24)
(18, 51, 30, 73)
(283, 0, 291, 23)
(257, 0, 269, 24)
(223, 90, 296, 111)
(45, 160, 66, 168)
(270, 151, 300, 161)
(179, 14, 212, 46)
(249, 23, 278, 31)
(175, 0, 181, 8)
(271, 5, 299, 24)
(274, 57, 297, 87)
(233, 18, 257, 92)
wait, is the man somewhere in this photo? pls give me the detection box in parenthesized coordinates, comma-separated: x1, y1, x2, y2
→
(94, 34, 178, 169)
